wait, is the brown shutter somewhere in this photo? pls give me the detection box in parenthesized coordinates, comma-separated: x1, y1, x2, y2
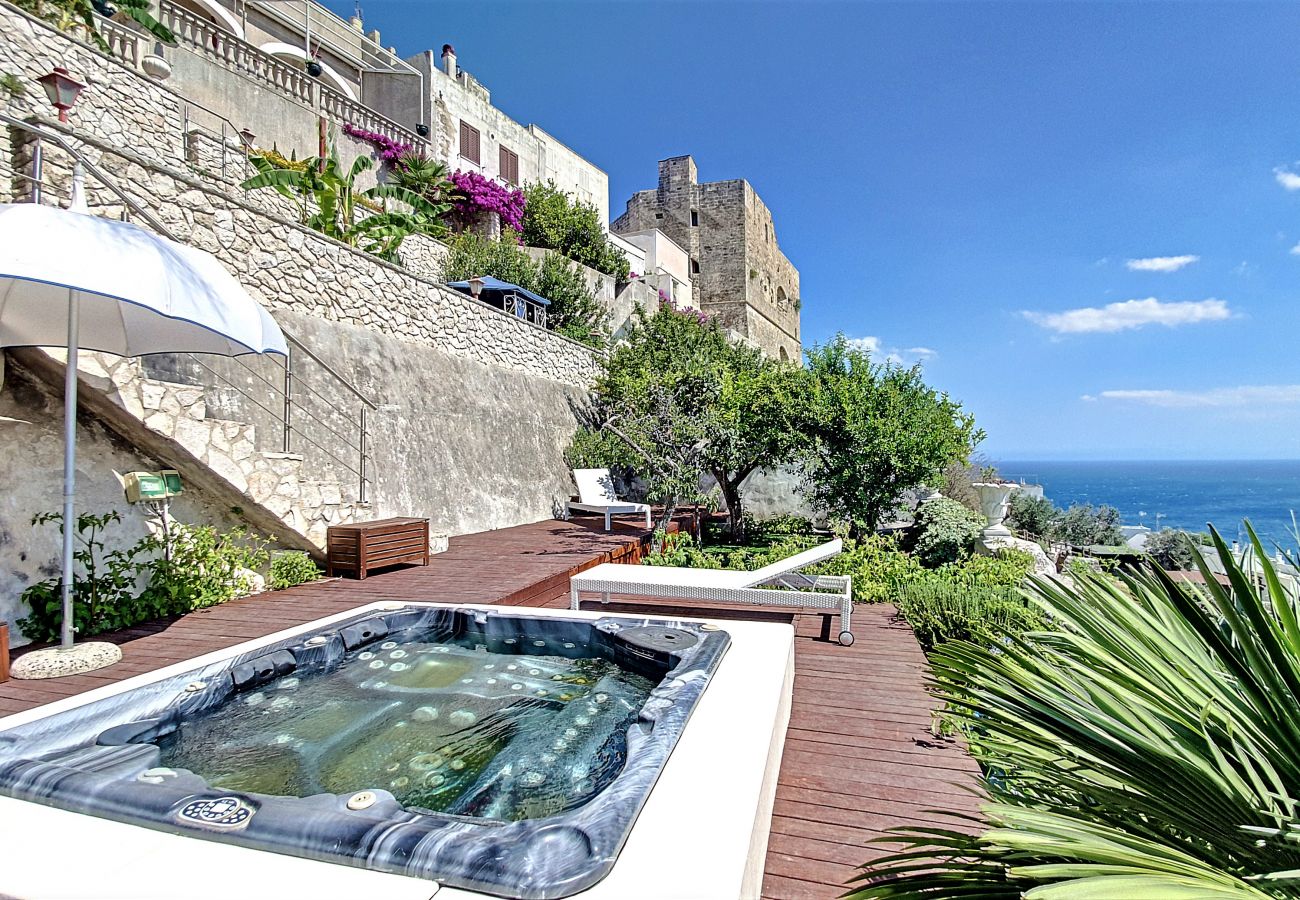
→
(459, 121, 480, 164)
(499, 146, 519, 184)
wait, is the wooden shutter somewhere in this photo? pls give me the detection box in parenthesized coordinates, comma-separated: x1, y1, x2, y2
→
(499, 146, 519, 184)
(459, 121, 480, 164)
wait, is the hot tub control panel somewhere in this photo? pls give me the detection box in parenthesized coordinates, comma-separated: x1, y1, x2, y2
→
(177, 796, 255, 830)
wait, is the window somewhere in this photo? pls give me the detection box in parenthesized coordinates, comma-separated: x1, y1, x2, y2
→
(499, 146, 519, 184)
(690, 258, 700, 275)
(459, 120, 480, 164)
(690, 209, 699, 227)
(655, 212, 664, 220)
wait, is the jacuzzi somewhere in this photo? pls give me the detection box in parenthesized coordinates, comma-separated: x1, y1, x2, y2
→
(0, 605, 732, 899)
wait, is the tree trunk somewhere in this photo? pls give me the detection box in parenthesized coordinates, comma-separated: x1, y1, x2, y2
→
(719, 476, 744, 543)
(650, 498, 678, 555)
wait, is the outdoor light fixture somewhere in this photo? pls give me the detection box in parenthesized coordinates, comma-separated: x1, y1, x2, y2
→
(37, 67, 86, 123)
(468, 275, 485, 299)
(239, 128, 256, 148)
(415, 123, 430, 138)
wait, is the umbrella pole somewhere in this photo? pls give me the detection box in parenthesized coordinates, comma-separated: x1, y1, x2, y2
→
(60, 291, 79, 650)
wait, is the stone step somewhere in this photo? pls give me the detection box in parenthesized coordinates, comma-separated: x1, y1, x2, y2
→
(137, 377, 208, 422)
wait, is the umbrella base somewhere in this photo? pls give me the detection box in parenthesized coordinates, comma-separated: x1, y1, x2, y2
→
(10, 642, 122, 680)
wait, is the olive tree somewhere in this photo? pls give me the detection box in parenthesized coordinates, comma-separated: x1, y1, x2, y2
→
(579, 305, 808, 542)
(799, 336, 982, 538)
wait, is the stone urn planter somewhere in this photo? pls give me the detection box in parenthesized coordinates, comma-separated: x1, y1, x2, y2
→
(972, 482, 1015, 538)
(141, 44, 172, 81)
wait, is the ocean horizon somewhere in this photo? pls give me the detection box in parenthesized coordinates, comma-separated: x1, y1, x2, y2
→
(993, 459, 1300, 549)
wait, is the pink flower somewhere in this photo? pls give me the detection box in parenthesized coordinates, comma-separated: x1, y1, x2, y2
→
(449, 169, 526, 232)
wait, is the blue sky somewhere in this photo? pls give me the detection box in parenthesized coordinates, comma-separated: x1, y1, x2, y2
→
(329, 1, 1300, 460)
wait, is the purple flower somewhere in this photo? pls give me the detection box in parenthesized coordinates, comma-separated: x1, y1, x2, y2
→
(343, 123, 412, 164)
(449, 169, 526, 233)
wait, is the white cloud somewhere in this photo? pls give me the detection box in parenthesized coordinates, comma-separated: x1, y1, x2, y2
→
(843, 336, 936, 366)
(1125, 255, 1199, 273)
(1090, 385, 1300, 408)
(1290, 243, 1300, 256)
(1277, 166, 1300, 190)
(1023, 297, 1232, 334)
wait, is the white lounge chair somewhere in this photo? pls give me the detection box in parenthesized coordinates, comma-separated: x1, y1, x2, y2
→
(565, 468, 652, 531)
(570, 538, 855, 645)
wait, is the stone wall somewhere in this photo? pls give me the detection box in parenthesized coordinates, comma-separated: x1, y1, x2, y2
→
(612, 155, 802, 361)
(0, 354, 245, 646)
(0, 5, 609, 612)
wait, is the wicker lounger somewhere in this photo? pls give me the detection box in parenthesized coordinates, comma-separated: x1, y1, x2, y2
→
(570, 538, 855, 646)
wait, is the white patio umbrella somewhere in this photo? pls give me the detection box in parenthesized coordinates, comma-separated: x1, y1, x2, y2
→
(0, 179, 286, 676)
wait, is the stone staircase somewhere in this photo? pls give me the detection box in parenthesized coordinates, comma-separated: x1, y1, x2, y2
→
(26, 348, 367, 552)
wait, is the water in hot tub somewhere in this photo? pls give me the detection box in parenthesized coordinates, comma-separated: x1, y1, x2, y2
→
(157, 633, 656, 821)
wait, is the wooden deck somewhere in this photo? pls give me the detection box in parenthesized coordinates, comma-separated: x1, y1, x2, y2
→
(0, 517, 982, 898)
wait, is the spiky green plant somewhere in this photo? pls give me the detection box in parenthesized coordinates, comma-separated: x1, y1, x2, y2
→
(847, 523, 1300, 899)
(242, 150, 449, 263)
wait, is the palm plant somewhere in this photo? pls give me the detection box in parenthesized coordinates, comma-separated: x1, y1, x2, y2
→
(242, 151, 449, 263)
(848, 524, 1300, 899)
(389, 152, 456, 208)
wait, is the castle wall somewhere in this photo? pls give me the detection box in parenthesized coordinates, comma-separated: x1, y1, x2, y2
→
(612, 156, 801, 360)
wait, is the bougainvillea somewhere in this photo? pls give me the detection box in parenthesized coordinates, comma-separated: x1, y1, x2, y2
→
(342, 123, 412, 164)
(449, 169, 526, 233)
(659, 296, 710, 325)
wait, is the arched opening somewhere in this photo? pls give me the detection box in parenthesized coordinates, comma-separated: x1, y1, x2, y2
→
(173, 0, 244, 37)
(779, 346, 790, 362)
(259, 42, 358, 100)
(776, 286, 787, 307)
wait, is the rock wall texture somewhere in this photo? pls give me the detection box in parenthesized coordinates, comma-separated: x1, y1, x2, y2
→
(0, 355, 244, 646)
(612, 155, 802, 362)
(0, 4, 614, 640)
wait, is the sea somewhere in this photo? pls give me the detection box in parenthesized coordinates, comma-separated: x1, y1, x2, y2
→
(993, 460, 1300, 550)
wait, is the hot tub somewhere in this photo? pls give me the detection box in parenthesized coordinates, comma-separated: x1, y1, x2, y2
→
(0, 605, 730, 899)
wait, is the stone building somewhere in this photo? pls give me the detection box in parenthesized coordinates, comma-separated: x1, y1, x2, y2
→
(612, 155, 801, 361)
(404, 45, 610, 224)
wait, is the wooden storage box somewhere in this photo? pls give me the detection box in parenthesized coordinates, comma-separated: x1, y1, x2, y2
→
(326, 517, 430, 580)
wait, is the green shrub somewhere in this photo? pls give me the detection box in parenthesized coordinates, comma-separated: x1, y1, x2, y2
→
(441, 232, 608, 348)
(137, 524, 271, 612)
(755, 514, 815, 537)
(813, 534, 925, 603)
(563, 426, 635, 470)
(1057, 502, 1124, 546)
(268, 551, 321, 591)
(899, 580, 1045, 652)
(641, 532, 722, 569)
(909, 497, 984, 567)
(1005, 490, 1059, 538)
(1143, 528, 1205, 570)
(18, 515, 273, 643)
(17, 511, 152, 644)
(521, 181, 630, 280)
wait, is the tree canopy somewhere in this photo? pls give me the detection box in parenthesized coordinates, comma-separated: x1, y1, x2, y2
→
(522, 181, 630, 281)
(800, 336, 983, 537)
(578, 304, 808, 539)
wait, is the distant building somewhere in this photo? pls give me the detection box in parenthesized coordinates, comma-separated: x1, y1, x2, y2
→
(611, 155, 801, 361)
(404, 45, 609, 225)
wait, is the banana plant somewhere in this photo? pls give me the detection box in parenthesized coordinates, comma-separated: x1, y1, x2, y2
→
(848, 523, 1300, 899)
(242, 151, 450, 263)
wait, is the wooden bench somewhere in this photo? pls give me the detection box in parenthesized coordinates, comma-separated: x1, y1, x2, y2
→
(326, 517, 430, 580)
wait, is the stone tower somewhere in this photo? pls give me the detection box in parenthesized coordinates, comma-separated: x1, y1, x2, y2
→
(611, 155, 801, 361)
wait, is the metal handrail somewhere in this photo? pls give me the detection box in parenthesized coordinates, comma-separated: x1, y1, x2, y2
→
(2, 114, 379, 502)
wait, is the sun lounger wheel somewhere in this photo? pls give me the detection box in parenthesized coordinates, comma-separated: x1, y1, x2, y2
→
(838, 631, 854, 647)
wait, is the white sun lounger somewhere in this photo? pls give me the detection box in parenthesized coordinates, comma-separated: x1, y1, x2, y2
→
(565, 468, 652, 531)
(570, 538, 855, 645)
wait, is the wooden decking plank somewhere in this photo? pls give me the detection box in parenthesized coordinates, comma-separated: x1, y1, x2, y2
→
(0, 519, 980, 897)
